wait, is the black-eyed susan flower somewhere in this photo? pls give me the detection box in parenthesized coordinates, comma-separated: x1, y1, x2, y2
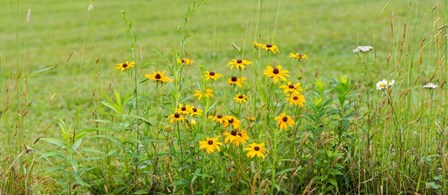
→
(177, 58, 194, 66)
(253, 41, 263, 49)
(205, 71, 223, 81)
(289, 53, 308, 61)
(286, 92, 305, 107)
(237, 130, 249, 142)
(227, 76, 246, 88)
(208, 114, 226, 124)
(279, 82, 303, 94)
(115, 61, 135, 71)
(245, 116, 256, 121)
(193, 89, 214, 100)
(199, 136, 223, 154)
(245, 142, 268, 159)
(223, 116, 241, 129)
(168, 113, 185, 124)
(145, 71, 174, 83)
(256, 43, 279, 54)
(275, 113, 294, 130)
(263, 65, 289, 84)
(176, 104, 193, 115)
(234, 94, 248, 103)
(190, 107, 203, 117)
(224, 129, 249, 146)
(227, 59, 252, 70)
(163, 126, 173, 131)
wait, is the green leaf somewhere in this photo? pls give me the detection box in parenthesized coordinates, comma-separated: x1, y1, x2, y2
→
(39, 151, 65, 160)
(41, 138, 66, 148)
(71, 138, 83, 151)
(75, 175, 90, 187)
(82, 147, 104, 155)
(276, 168, 296, 176)
(191, 168, 202, 183)
(134, 190, 149, 194)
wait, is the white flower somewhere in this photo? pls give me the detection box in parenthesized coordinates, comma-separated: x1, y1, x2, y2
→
(88, 3, 94, 12)
(423, 83, 437, 89)
(353, 46, 373, 54)
(26, 8, 31, 23)
(376, 79, 394, 90)
(388, 80, 395, 87)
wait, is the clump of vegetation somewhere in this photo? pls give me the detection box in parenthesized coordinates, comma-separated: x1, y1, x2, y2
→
(1, 0, 447, 194)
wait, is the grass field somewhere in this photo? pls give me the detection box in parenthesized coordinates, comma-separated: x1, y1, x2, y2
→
(1, 0, 447, 194)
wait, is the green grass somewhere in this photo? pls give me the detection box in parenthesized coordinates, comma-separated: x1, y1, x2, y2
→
(1, 0, 447, 194)
(0, 0, 438, 128)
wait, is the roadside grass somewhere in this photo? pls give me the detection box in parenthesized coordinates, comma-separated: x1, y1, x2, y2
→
(1, 0, 447, 194)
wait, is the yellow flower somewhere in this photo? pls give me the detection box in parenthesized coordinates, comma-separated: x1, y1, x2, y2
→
(205, 71, 223, 81)
(279, 82, 303, 94)
(253, 41, 263, 49)
(227, 76, 246, 88)
(275, 113, 294, 130)
(199, 136, 223, 154)
(208, 114, 226, 124)
(168, 113, 185, 124)
(193, 89, 214, 100)
(176, 104, 193, 115)
(224, 129, 249, 146)
(234, 94, 248, 103)
(115, 61, 135, 71)
(190, 107, 203, 117)
(145, 71, 174, 83)
(286, 92, 305, 107)
(227, 59, 252, 70)
(245, 116, 256, 121)
(245, 142, 268, 159)
(255, 43, 279, 54)
(223, 116, 241, 129)
(177, 58, 194, 66)
(263, 65, 289, 84)
(163, 126, 173, 131)
(289, 53, 308, 61)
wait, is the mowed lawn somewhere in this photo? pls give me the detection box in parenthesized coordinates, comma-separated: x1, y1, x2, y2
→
(0, 0, 439, 138)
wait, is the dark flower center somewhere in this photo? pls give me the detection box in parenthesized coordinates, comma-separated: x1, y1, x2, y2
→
(266, 44, 272, 48)
(217, 114, 223, 119)
(254, 146, 260, 151)
(155, 74, 161, 79)
(282, 116, 288, 122)
(237, 132, 242, 137)
(289, 84, 295, 89)
(181, 59, 186, 63)
(210, 71, 215, 76)
(293, 96, 299, 100)
(236, 59, 243, 64)
(231, 130, 237, 136)
(273, 68, 280, 74)
(228, 118, 234, 123)
(231, 76, 237, 82)
(208, 140, 213, 145)
(174, 113, 180, 118)
(181, 106, 186, 111)
(192, 108, 197, 112)
(238, 95, 244, 99)
(122, 63, 128, 68)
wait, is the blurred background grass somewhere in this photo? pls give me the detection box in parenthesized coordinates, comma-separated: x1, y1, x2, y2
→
(0, 0, 440, 134)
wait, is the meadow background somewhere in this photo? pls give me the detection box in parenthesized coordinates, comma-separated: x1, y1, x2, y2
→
(1, 0, 447, 194)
